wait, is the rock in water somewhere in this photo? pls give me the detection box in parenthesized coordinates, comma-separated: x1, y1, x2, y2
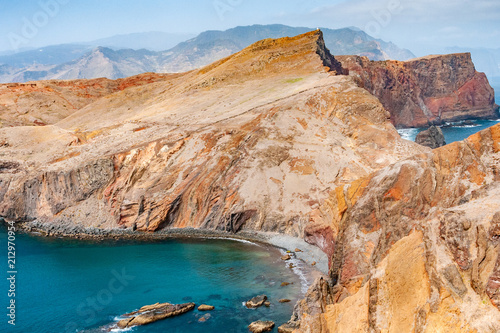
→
(246, 295, 267, 308)
(116, 302, 195, 328)
(415, 126, 446, 148)
(281, 254, 291, 261)
(198, 304, 215, 311)
(248, 320, 275, 333)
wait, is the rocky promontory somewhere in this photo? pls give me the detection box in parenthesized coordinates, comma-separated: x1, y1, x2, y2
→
(338, 53, 499, 128)
(0, 30, 423, 237)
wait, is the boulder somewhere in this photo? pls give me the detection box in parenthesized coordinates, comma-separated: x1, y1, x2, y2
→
(278, 322, 299, 333)
(248, 320, 275, 333)
(281, 254, 291, 261)
(198, 304, 214, 311)
(415, 126, 446, 148)
(246, 295, 267, 308)
(116, 302, 195, 328)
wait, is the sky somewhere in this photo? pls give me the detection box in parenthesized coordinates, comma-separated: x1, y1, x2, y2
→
(0, 0, 498, 56)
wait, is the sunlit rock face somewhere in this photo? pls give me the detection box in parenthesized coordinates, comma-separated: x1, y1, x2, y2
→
(298, 124, 500, 332)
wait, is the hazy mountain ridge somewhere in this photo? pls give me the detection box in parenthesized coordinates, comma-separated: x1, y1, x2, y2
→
(0, 24, 415, 83)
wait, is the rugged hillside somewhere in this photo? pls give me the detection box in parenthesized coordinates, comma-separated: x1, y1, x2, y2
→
(0, 73, 177, 127)
(296, 123, 500, 332)
(0, 30, 422, 237)
(0, 24, 415, 83)
(338, 53, 499, 128)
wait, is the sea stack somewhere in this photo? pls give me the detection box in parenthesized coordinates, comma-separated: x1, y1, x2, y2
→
(415, 125, 446, 148)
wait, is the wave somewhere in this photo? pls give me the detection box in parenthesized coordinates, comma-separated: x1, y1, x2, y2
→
(208, 236, 261, 246)
(108, 328, 133, 332)
(452, 124, 480, 128)
(280, 250, 313, 294)
(397, 128, 419, 141)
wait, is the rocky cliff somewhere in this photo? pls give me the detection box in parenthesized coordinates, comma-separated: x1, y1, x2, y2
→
(0, 30, 421, 237)
(338, 53, 499, 128)
(296, 123, 500, 332)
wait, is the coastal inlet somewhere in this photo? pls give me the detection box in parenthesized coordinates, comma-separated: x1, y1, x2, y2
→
(0, 228, 310, 333)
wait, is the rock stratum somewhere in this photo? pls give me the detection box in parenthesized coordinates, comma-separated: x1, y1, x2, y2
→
(338, 53, 499, 128)
(295, 123, 500, 332)
(1, 30, 499, 332)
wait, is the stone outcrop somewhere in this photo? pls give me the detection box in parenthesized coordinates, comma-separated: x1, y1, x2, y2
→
(415, 125, 446, 148)
(116, 302, 195, 328)
(248, 320, 275, 333)
(197, 304, 214, 311)
(0, 73, 174, 128)
(338, 53, 499, 128)
(246, 295, 268, 309)
(296, 124, 500, 332)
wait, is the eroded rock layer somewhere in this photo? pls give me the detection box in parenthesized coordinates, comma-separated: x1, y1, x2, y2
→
(297, 124, 500, 332)
(338, 53, 499, 128)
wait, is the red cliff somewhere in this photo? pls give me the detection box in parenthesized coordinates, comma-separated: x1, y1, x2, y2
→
(338, 53, 499, 128)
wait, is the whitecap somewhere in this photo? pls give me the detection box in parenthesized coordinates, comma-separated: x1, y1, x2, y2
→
(397, 128, 419, 141)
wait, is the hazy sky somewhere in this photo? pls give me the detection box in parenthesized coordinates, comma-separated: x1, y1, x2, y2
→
(0, 0, 498, 55)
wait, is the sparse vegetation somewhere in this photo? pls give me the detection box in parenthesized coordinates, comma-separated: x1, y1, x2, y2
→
(283, 78, 303, 84)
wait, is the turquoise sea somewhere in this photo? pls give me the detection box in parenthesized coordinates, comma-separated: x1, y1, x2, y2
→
(0, 227, 303, 333)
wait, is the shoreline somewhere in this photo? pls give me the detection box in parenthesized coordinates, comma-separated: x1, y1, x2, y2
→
(8, 219, 329, 288)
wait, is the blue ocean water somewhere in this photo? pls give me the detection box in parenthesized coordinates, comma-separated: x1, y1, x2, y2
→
(0, 228, 303, 333)
(397, 119, 500, 144)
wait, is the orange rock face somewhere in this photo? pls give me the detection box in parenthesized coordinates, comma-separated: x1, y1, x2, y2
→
(338, 53, 499, 128)
(0, 73, 175, 127)
(298, 124, 500, 332)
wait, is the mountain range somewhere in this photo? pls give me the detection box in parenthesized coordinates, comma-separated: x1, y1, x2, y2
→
(0, 24, 415, 83)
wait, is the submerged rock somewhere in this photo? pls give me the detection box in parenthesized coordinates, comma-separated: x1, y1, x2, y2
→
(415, 125, 446, 148)
(116, 302, 195, 328)
(248, 320, 275, 333)
(246, 295, 267, 308)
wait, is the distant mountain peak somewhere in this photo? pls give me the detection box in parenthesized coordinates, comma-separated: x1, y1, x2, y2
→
(0, 24, 415, 83)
